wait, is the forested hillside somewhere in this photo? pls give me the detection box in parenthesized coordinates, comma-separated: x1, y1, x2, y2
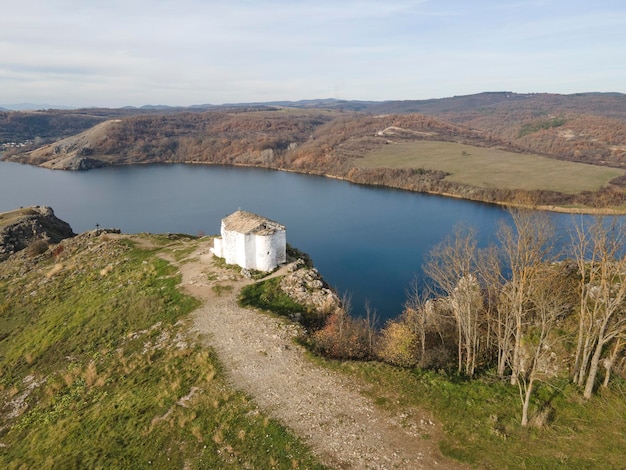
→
(373, 92, 626, 167)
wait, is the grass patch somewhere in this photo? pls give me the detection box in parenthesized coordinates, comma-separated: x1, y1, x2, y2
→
(0, 207, 39, 230)
(357, 140, 625, 194)
(313, 357, 626, 469)
(239, 277, 307, 317)
(212, 283, 234, 296)
(0, 234, 326, 469)
(239, 277, 327, 330)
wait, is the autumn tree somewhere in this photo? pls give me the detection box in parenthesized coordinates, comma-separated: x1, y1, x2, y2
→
(311, 294, 378, 360)
(377, 282, 428, 367)
(379, 282, 455, 369)
(376, 319, 419, 367)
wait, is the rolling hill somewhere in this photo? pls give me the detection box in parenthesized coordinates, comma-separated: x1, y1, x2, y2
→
(2, 92, 626, 211)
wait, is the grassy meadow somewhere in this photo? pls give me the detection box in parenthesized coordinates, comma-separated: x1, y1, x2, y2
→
(312, 358, 626, 469)
(0, 233, 325, 469)
(356, 141, 625, 194)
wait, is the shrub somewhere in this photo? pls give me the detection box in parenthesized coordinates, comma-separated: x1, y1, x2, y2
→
(376, 321, 419, 367)
(51, 244, 64, 258)
(311, 310, 374, 360)
(26, 239, 48, 257)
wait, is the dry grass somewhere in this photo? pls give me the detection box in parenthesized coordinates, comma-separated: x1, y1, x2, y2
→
(356, 141, 625, 194)
(0, 207, 38, 229)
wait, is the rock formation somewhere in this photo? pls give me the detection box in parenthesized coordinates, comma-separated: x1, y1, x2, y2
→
(280, 259, 341, 314)
(0, 206, 75, 261)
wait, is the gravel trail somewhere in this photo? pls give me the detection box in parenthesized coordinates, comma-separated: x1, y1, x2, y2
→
(178, 242, 465, 469)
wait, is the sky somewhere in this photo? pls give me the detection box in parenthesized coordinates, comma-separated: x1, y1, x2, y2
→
(1, 0, 625, 108)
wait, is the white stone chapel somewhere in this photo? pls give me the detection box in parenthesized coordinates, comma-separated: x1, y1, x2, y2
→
(211, 210, 286, 272)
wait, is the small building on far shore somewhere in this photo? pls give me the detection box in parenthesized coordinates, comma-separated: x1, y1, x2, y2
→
(211, 210, 286, 272)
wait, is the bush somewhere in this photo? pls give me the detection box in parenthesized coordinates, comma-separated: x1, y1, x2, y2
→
(26, 239, 48, 257)
(376, 321, 419, 367)
(311, 310, 375, 360)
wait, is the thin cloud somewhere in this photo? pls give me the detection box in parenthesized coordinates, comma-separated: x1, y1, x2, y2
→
(1, 0, 624, 107)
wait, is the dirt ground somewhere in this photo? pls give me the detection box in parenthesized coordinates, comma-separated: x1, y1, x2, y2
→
(173, 239, 467, 469)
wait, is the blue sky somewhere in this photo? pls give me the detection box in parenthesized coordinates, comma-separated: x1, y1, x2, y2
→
(1, 0, 625, 107)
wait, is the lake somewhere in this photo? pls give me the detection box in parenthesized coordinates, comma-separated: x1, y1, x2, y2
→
(0, 161, 575, 321)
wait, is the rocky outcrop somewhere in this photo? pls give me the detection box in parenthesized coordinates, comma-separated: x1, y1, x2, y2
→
(42, 155, 108, 171)
(0, 206, 75, 261)
(279, 259, 341, 314)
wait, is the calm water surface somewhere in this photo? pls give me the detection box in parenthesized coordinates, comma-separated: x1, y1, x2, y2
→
(0, 161, 556, 320)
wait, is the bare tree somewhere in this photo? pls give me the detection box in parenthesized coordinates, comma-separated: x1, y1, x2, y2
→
(570, 217, 626, 398)
(363, 299, 379, 358)
(478, 245, 513, 377)
(516, 265, 571, 426)
(424, 225, 483, 376)
(449, 273, 483, 376)
(497, 208, 556, 384)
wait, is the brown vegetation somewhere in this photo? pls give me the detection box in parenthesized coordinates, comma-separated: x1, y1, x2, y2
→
(2, 92, 626, 211)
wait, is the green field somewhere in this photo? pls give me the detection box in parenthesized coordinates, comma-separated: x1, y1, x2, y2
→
(356, 141, 625, 194)
(0, 234, 325, 469)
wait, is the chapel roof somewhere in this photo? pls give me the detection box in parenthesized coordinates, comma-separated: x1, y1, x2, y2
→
(222, 210, 285, 235)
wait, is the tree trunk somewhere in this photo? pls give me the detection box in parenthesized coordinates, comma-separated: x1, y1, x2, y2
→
(602, 339, 622, 388)
(584, 334, 605, 399)
(572, 304, 586, 383)
(497, 316, 511, 377)
(510, 308, 522, 385)
(457, 320, 463, 375)
(577, 334, 594, 387)
(521, 376, 535, 427)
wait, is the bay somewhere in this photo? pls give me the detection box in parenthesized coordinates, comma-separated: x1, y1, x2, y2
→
(0, 161, 548, 320)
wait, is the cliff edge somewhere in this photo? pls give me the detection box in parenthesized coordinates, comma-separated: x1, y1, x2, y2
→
(0, 206, 75, 261)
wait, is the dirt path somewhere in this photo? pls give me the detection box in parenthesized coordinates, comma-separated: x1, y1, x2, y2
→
(176, 240, 466, 469)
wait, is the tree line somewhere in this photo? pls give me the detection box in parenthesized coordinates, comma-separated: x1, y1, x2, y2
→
(308, 208, 626, 426)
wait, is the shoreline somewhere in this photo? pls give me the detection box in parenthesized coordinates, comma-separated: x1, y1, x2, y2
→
(5, 157, 626, 215)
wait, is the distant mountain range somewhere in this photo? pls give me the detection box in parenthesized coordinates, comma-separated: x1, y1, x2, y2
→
(0, 103, 77, 111)
(3, 92, 625, 114)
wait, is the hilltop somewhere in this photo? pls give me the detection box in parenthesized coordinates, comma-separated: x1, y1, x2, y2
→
(1, 207, 624, 468)
(2, 92, 626, 212)
(0, 213, 457, 468)
(0, 206, 75, 261)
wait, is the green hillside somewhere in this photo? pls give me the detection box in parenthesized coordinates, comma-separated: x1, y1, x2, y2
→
(0, 232, 324, 469)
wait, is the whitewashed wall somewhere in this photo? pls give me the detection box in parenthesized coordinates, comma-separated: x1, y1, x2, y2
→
(254, 230, 286, 272)
(213, 222, 286, 272)
(221, 224, 245, 267)
(212, 237, 223, 257)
